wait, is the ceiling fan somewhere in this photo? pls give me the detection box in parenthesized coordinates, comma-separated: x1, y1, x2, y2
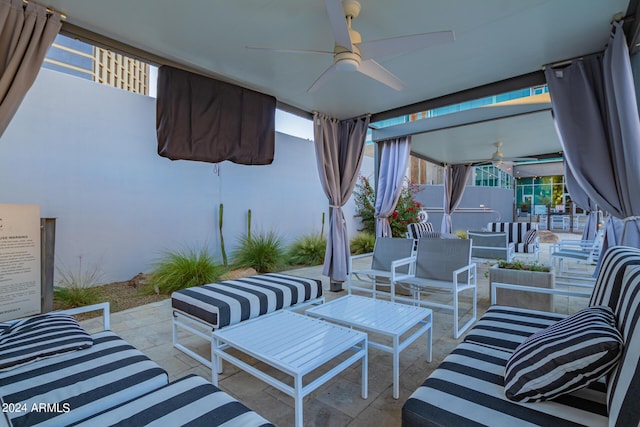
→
(475, 142, 538, 167)
(247, 0, 455, 93)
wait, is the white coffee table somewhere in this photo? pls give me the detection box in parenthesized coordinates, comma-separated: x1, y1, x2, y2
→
(212, 310, 367, 427)
(306, 294, 432, 399)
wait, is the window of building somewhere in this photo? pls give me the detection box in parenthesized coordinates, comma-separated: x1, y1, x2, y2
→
(43, 34, 152, 96)
(473, 165, 513, 189)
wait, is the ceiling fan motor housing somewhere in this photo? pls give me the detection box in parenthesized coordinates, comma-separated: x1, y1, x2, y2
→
(334, 45, 361, 71)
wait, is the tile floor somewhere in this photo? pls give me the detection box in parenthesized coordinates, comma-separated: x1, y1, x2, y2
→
(80, 233, 592, 427)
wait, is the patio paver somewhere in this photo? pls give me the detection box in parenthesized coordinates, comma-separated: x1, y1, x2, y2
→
(79, 232, 585, 427)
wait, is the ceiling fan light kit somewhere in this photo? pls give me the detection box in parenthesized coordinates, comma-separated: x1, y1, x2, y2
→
(334, 45, 361, 71)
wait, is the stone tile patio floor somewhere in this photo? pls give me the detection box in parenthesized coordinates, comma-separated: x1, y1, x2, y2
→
(80, 233, 591, 427)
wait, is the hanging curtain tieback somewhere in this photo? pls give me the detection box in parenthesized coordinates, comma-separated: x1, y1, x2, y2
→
(623, 216, 640, 222)
(329, 204, 341, 209)
(374, 215, 388, 219)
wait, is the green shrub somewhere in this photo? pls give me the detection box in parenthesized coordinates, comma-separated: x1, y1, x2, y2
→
(497, 260, 551, 272)
(350, 232, 376, 255)
(353, 175, 422, 237)
(149, 247, 223, 294)
(54, 286, 100, 308)
(54, 256, 102, 308)
(454, 230, 468, 239)
(288, 233, 326, 266)
(234, 231, 286, 273)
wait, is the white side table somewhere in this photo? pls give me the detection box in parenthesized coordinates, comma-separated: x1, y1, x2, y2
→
(212, 310, 367, 427)
(306, 295, 432, 399)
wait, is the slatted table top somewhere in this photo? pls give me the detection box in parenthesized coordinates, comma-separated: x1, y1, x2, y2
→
(306, 295, 432, 336)
(212, 310, 367, 376)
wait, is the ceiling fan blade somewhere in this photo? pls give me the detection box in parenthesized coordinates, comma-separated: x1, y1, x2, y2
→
(357, 59, 405, 91)
(307, 63, 338, 93)
(246, 46, 334, 55)
(324, 0, 353, 51)
(358, 30, 455, 60)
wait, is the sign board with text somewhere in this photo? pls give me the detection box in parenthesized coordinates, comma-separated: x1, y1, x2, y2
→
(0, 204, 41, 322)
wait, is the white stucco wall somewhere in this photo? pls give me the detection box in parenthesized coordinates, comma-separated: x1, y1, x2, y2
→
(0, 69, 372, 283)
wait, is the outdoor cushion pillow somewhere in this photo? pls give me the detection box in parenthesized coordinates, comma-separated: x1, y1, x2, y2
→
(0, 312, 93, 371)
(525, 228, 538, 245)
(504, 305, 623, 402)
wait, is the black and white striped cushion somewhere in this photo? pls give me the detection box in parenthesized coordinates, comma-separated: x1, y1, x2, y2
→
(525, 228, 538, 245)
(402, 342, 608, 426)
(407, 222, 434, 239)
(606, 264, 640, 426)
(504, 305, 622, 403)
(488, 222, 538, 253)
(0, 331, 168, 427)
(590, 246, 640, 310)
(0, 313, 93, 371)
(70, 374, 274, 427)
(171, 273, 323, 329)
(464, 305, 566, 352)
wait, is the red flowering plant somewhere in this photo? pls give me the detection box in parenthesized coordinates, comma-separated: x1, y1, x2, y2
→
(353, 175, 423, 237)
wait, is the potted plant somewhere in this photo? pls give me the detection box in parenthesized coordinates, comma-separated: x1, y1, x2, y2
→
(489, 260, 555, 311)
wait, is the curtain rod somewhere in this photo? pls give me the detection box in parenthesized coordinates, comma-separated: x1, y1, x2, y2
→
(542, 50, 602, 70)
(23, 0, 66, 20)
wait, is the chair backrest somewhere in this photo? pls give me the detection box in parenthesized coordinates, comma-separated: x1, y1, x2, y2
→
(605, 264, 640, 426)
(467, 231, 508, 249)
(587, 227, 605, 259)
(414, 238, 472, 282)
(407, 222, 434, 239)
(488, 222, 537, 244)
(589, 246, 640, 310)
(371, 237, 415, 273)
(467, 231, 509, 260)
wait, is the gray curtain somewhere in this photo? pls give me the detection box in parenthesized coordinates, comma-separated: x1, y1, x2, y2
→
(564, 161, 599, 241)
(0, 0, 61, 138)
(546, 22, 640, 257)
(441, 164, 471, 234)
(313, 112, 370, 282)
(374, 137, 410, 237)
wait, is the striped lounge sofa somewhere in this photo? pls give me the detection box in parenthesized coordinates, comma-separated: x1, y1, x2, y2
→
(407, 222, 435, 239)
(488, 222, 540, 259)
(171, 273, 324, 373)
(0, 303, 273, 427)
(402, 246, 640, 426)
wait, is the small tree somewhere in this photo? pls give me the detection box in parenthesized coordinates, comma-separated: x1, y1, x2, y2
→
(353, 175, 423, 237)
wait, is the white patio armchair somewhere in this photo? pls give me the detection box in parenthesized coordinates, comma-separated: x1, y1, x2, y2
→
(348, 237, 416, 300)
(394, 238, 477, 339)
(549, 227, 604, 288)
(467, 230, 515, 261)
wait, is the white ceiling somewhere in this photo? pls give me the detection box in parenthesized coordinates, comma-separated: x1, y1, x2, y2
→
(372, 102, 561, 164)
(37, 0, 633, 164)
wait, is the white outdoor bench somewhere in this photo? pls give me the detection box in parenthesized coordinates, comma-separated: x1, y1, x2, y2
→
(0, 303, 273, 427)
(171, 273, 324, 374)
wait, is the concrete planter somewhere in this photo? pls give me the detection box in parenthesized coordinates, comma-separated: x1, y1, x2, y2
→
(489, 265, 555, 311)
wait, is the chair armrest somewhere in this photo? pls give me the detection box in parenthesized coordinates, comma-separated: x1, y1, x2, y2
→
(57, 302, 111, 331)
(391, 256, 415, 269)
(391, 256, 416, 280)
(453, 262, 476, 278)
(351, 252, 373, 261)
(490, 282, 591, 305)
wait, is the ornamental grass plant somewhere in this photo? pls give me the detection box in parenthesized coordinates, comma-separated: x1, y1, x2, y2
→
(149, 247, 224, 294)
(234, 231, 286, 273)
(53, 256, 102, 308)
(288, 233, 326, 266)
(350, 232, 376, 255)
